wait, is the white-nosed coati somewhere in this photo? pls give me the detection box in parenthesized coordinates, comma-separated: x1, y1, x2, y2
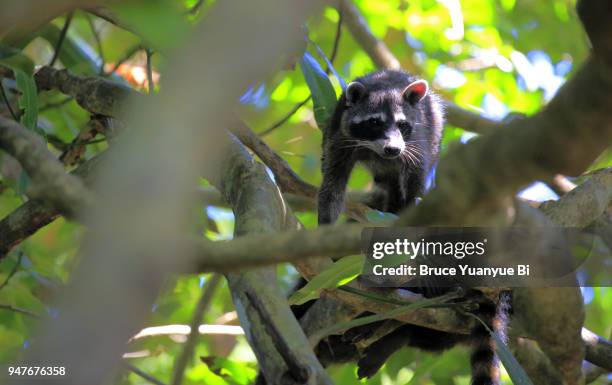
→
(314, 70, 507, 385)
(318, 70, 443, 224)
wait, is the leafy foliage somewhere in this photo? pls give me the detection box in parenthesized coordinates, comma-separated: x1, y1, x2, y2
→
(288, 255, 363, 305)
(299, 51, 338, 128)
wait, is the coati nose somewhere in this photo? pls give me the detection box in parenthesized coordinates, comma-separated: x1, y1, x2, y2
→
(383, 146, 402, 157)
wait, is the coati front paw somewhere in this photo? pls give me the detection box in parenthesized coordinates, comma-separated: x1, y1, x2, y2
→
(356, 343, 390, 379)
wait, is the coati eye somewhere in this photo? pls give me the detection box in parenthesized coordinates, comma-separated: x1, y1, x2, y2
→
(367, 117, 384, 126)
(397, 121, 413, 132)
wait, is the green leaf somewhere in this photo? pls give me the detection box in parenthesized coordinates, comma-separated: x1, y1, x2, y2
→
(310, 41, 346, 90)
(14, 71, 38, 130)
(0, 45, 34, 74)
(491, 332, 535, 385)
(0, 45, 38, 131)
(299, 52, 337, 128)
(288, 255, 364, 305)
(470, 314, 535, 385)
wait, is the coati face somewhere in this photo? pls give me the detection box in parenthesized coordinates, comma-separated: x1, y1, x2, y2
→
(340, 76, 429, 160)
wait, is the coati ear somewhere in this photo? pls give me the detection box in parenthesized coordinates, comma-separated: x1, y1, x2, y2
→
(402, 80, 428, 105)
(346, 81, 367, 105)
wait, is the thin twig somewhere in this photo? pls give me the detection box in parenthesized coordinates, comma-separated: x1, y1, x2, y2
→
(171, 274, 223, 385)
(259, 4, 343, 137)
(0, 82, 19, 121)
(86, 13, 106, 74)
(188, 0, 207, 14)
(0, 251, 23, 291)
(328, 1, 344, 66)
(73, 137, 107, 146)
(105, 44, 142, 77)
(258, 96, 310, 137)
(49, 12, 74, 67)
(145, 48, 155, 95)
(122, 361, 168, 385)
(60, 117, 110, 166)
(0, 304, 40, 318)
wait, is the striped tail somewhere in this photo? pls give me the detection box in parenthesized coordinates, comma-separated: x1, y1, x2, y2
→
(470, 292, 510, 385)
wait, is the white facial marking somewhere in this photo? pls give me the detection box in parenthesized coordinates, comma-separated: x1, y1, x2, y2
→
(351, 112, 386, 124)
(394, 112, 406, 122)
(387, 131, 405, 149)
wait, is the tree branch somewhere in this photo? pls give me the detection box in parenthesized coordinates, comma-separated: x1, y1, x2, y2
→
(35, 66, 138, 117)
(207, 136, 333, 385)
(0, 153, 103, 260)
(199, 185, 372, 214)
(171, 274, 222, 385)
(397, 55, 612, 227)
(194, 223, 361, 273)
(339, 0, 400, 70)
(583, 328, 612, 371)
(340, 0, 500, 135)
(547, 174, 577, 196)
(130, 324, 244, 341)
(0, 303, 40, 318)
(540, 168, 611, 227)
(48, 12, 74, 67)
(232, 122, 370, 222)
(22, 1, 329, 384)
(200, 66, 612, 270)
(509, 337, 564, 385)
(0, 251, 22, 290)
(0, 117, 94, 218)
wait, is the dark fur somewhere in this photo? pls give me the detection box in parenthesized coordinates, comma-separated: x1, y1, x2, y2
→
(318, 70, 443, 224)
(315, 70, 507, 384)
(355, 291, 511, 384)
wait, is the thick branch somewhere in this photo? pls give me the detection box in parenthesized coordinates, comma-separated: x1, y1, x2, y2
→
(583, 328, 612, 371)
(210, 137, 333, 385)
(195, 223, 361, 273)
(0, 0, 106, 43)
(231, 123, 317, 198)
(0, 117, 93, 217)
(577, 0, 612, 65)
(540, 169, 611, 227)
(35, 66, 138, 117)
(0, 154, 103, 260)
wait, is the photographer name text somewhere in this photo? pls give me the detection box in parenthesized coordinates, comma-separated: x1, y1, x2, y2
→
(371, 264, 531, 277)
